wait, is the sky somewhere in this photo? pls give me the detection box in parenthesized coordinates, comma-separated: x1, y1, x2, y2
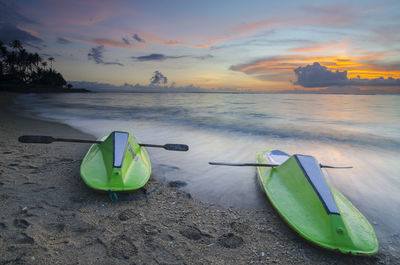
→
(1, 0, 400, 93)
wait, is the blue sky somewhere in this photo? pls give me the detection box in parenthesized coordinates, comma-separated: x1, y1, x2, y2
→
(1, 0, 399, 92)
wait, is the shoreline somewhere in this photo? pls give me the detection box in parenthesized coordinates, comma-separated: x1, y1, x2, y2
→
(0, 92, 395, 264)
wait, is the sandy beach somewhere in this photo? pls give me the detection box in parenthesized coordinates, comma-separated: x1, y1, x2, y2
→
(0, 92, 395, 264)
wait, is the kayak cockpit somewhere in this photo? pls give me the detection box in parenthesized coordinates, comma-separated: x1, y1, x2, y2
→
(294, 154, 340, 215)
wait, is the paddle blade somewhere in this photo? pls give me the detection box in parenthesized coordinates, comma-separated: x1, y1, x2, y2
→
(18, 135, 55, 144)
(164, 144, 189, 151)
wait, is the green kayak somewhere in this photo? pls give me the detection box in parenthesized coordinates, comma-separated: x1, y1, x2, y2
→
(80, 131, 151, 192)
(256, 149, 378, 255)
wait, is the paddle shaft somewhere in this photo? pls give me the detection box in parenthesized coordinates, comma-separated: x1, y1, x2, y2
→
(139, 143, 167, 148)
(55, 137, 102, 144)
(209, 162, 279, 167)
(18, 135, 188, 151)
(209, 162, 352, 169)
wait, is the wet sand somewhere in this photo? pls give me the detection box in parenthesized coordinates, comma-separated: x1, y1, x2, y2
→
(0, 92, 394, 264)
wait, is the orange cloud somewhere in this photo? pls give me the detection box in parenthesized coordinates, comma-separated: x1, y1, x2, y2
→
(192, 36, 233, 48)
(230, 55, 400, 83)
(232, 19, 279, 34)
(91, 38, 130, 49)
(288, 41, 351, 53)
(16, 26, 39, 37)
(66, 36, 148, 50)
(130, 33, 184, 47)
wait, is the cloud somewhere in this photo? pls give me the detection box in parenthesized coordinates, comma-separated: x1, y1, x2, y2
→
(302, 4, 358, 26)
(90, 38, 130, 49)
(133, 34, 145, 43)
(0, 23, 43, 46)
(193, 54, 214, 60)
(0, 2, 42, 46)
(288, 41, 350, 53)
(131, 53, 186, 61)
(210, 37, 312, 50)
(122, 37, 130, 45)
(68, 80, 239, 93)
(293, 62, 347, 87)
(29, 0, 135, 27)
(71, 36, 146, 50)
(162, 40, 182, 46)
(57, 37, 71, 44)
(294, 62, 400, 88)
(230, 56, 305, 82)
(191, 3, 366, 49)
(0, 2, 37, 25)
(230, 54, 400, 85)
(192, 36, 232, 48)
(150, 71, 168, 85)
(88, 46, 124, 66)
(131, 53, 213, 61)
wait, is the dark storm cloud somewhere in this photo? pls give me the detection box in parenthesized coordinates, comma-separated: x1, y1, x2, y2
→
(150, 71, 168, 85)
(133, 34, 145, 43)
(88, 45, 124, 66)
(294, 62, 400, 87)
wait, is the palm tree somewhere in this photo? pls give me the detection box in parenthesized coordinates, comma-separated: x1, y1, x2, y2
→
(30, 53, 41, 71)
(0, 41, 7, 58)
(48, 57, 54, 70)
(6, 51, 18, 79)
(18, 48, 29, 81)
(0, 41, 6, 78)
(10, 40, 22, 51)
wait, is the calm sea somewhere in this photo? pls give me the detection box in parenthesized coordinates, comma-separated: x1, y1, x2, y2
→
(16, 92, 400, 253)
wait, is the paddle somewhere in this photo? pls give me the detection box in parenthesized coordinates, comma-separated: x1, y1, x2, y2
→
(208, 162, 352, 169)
(209, 162, 279, 167)
(18, 135, 189, 152)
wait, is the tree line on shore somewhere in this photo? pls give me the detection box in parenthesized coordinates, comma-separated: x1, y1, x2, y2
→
(0, 40, 79, 92)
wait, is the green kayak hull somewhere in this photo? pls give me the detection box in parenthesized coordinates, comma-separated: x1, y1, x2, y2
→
(80, 131, 151, 191)
(256, 149, 378, 256)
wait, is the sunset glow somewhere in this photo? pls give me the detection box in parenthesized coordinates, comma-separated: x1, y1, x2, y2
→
(1, 0, 399, 93)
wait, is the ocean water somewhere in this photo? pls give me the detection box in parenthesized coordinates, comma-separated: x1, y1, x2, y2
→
(16, 92, 400, 253)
